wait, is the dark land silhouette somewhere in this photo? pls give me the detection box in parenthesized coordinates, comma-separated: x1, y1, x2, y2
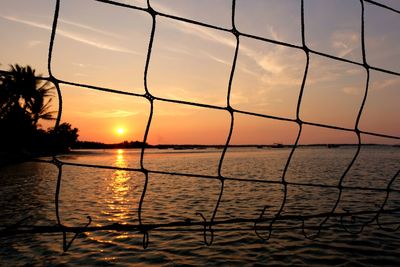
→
(0, 64, 78, 166)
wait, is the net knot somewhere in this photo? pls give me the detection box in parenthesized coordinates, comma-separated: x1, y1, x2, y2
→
(144, 92, 154, 101)
(146, 6, 157, 17)
(52, 157, 63, 168)
(226, 105, 234, 114)
(231, 28, 240, 37)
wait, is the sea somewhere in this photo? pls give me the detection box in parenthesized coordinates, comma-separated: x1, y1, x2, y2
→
(0, 146, 399, 266)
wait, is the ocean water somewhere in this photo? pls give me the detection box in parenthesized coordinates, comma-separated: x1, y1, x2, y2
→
(0, 146, 399, 266)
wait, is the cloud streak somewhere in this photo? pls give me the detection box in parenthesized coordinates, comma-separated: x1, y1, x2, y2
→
(372, 77, 400, 91)
(164, 18, 303, 80)
(58, 18, 123, 39)
(27, 40, 42, 47)
(1, 15, 138, 55)
(173, 19, 236, 48)
(76, 109, 139, 118)
(331, 30, 360, 59)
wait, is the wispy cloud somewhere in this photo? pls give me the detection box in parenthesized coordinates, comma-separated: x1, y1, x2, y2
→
(73, 72, 89, 77)
(27, 40, 42, 47)
(76, 109, 139, 118)
(151, 1, 179, 16)
(342, 86, 362, 95)
(372, 77, 400, 91)
(58, 31, 138, 54)
(58, 18, 123, 39)
(201, 51, 231, 66)
(268, 25, 280, 41)
(166, 18, 236, 48)
(2, 15, 138, 55)
(164, 18, 296, 76)
(159, 45, 192, 56)
(2, 15, 50, 31)
(238, 65, 259, 77)
(71, 62, 107, 70)
(331, 31, 360, 59)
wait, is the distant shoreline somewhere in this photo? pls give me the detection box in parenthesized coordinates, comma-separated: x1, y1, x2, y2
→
(1, 143, 397, 168)
(72, 142, 399, 150)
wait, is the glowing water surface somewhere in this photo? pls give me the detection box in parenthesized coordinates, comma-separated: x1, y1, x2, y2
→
(0, 146, 399, 266)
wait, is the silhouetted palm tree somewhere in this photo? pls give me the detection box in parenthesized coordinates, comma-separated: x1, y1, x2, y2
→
(1, 64, 79, 156)
(0, 64, 55, 127)
(27, 83, 55, 127)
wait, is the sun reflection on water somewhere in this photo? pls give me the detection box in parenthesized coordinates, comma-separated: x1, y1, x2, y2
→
(83, 149, 136, 247)
(107, 149, 131, 222)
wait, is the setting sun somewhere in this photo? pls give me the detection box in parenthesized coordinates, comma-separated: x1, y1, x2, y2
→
(116, 127, 125, 135)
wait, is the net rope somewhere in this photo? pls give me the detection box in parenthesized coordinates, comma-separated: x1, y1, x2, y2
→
(1, 0, 400, 251)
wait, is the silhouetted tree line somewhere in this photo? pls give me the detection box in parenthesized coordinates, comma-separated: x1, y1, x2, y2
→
(0, 64, 78, 157)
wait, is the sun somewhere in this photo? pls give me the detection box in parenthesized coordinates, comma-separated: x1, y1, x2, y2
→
(116, 127, 125, 135)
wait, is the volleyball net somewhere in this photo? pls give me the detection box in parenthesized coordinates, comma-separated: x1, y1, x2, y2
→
(1, 0, 400, 251)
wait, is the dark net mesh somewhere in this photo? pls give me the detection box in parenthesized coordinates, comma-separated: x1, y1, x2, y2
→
(0, 0, 399, 251)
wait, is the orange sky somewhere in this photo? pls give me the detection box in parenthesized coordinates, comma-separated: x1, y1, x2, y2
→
(1, 0, 399, 145)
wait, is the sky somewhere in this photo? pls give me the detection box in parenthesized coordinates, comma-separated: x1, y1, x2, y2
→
(0, 0, 399, 145)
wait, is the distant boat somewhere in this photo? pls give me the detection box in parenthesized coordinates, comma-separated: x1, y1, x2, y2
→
(327, 144, 340, 148)
(173, 146, 196, 150)
(271, 143, 284, 148)
(173, 146, 186, 150)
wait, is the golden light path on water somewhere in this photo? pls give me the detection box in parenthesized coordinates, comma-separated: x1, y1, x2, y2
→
(86, 149, 134, 246)
(109, 149, 131, 221)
